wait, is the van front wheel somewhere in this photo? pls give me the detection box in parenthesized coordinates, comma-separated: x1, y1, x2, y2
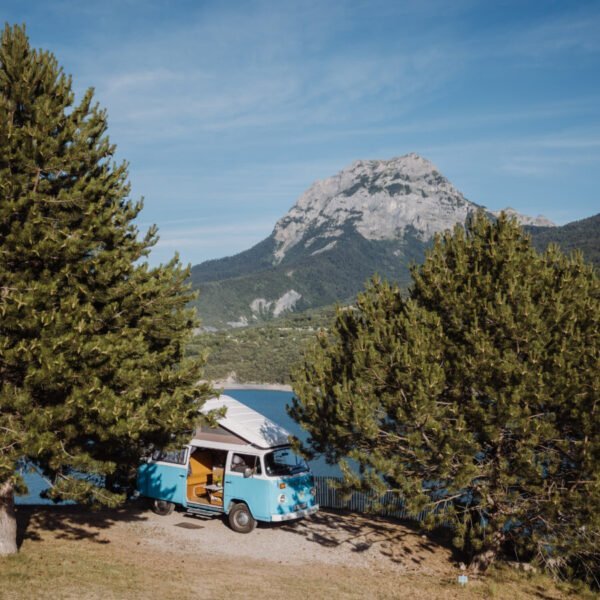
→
(228, 503, 256, 533)
(152, 500, 175, 516)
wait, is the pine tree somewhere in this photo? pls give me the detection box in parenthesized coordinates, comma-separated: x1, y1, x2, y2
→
(0, 24, 212, 555)
(291, 212, 599, 580)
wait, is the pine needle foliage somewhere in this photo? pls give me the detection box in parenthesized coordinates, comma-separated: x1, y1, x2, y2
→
(290, 212, 599, 581)
(0, 24, 212, 507)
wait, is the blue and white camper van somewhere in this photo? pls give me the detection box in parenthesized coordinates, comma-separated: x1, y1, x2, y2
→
(136, 395, 319, 533)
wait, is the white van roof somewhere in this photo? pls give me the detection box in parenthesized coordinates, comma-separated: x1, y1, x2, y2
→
(200, 395, 290, 449)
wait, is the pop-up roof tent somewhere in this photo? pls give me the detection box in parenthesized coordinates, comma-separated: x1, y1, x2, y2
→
(193, 395, 290, 449)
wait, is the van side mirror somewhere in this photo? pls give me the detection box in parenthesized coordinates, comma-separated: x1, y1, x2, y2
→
(243, 467, 253, 478)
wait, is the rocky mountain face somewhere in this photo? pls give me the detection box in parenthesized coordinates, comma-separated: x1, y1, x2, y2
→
(272, 153, 481, 263)
(190, 153, 556, 328)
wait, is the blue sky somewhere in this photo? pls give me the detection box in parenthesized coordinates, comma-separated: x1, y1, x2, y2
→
(4, 0, 600, 266)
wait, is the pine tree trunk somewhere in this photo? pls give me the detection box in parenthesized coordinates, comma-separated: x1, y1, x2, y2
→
(470, 547, 498, 571)
(470, 531, 504, 572)
(0, 479, 18, 556)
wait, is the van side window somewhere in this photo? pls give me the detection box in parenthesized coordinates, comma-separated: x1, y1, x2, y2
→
(151, 448, 187, 465)
(230, 453, 261, 475)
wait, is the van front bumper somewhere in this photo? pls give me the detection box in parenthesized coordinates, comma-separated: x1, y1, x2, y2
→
(271, 505, 319, 522)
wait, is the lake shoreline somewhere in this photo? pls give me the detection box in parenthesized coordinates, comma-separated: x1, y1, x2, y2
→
(216, 381, 293, 392)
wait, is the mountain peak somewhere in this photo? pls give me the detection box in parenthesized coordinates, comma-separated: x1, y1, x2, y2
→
(346, 153, 437, 179)
(272, 153, 479, 264)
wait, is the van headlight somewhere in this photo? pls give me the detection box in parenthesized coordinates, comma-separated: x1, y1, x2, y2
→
(278, 494, 287, 504)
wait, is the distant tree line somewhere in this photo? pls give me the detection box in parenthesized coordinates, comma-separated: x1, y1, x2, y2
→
(188, 308, 334, 384)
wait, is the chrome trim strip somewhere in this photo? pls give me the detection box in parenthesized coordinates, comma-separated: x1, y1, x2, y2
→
(270, 505, 319, 522)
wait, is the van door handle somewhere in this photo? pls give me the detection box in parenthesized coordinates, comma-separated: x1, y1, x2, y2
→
(179, 474, 185, 478)
(225, 480, 231, 484)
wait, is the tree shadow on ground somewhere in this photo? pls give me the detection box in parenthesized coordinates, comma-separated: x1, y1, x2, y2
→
(277, 512, 571, 598)
(279, 508, 464, 570)
(15, 499, 150, 549)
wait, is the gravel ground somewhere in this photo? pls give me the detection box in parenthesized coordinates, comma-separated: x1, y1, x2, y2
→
(130, 506, 454, 575)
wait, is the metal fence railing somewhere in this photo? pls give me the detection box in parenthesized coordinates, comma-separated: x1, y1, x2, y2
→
(313, 475, 430, 522)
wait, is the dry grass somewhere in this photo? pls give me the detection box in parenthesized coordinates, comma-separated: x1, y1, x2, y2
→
(0, 506, 594, 600)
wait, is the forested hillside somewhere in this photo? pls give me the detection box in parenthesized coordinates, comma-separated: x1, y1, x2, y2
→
(528, 213, 600, 267)
(192, 226, 424, 327)
(188, 307, 335, 384)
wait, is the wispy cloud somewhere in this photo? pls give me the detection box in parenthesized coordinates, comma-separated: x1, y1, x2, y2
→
(152, 218, 276, 265)
(60, 1, 466, 146)
(156, 219, 277, 241)
(499, 153, 600, 177)
(505, 10, 600, 60)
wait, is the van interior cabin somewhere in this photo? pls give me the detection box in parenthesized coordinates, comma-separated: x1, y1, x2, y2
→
(187, 448, 227, 507)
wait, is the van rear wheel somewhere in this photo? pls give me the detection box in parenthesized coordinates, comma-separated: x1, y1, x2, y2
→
(152, 499, 175, 516)
(228, 502, 256, 533)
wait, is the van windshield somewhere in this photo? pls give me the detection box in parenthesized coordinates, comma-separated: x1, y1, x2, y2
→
(264, 448, 308, 477)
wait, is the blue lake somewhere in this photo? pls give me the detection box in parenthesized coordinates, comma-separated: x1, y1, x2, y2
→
(16, 389, 340, 505)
